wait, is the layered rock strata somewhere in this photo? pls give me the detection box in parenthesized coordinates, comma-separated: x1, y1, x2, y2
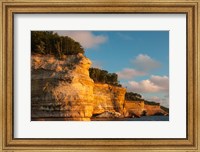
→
(31, 53, 94, 120)
(124, 100, 168, 117)
(31, 53, 127, 120)
(93, 83, 126, 117)
(31, 53, 167, 120)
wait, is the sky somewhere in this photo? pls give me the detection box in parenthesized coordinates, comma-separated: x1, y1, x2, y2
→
(55, 31, 169, 108)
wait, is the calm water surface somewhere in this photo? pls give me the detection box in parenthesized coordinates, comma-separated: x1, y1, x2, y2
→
(32, 116, 169, 121)
(91, 116, 169, 121)
(122, 116, 169, 121)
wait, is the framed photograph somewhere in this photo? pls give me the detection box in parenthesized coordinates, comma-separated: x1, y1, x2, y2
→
(0, 0, 200, 151)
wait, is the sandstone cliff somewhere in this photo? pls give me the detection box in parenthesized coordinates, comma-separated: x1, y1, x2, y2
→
(31, 53, 126, 120)
(31, 53, 168, 121)
(124, 100, 168, 117)
(144, 104, 167, 116)
(124, 101, 145, 117)
(31, 53, 94, 120)
(93, 83, 126, 116)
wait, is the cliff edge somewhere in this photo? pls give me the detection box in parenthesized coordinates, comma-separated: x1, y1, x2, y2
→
(31, 53, 126, 120)
(31, 53, 94, 120)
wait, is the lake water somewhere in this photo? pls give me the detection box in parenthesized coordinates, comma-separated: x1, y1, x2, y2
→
(122, 116, 169, 121)
(32, 116, 169, 121)
(91, 116, 169, 121)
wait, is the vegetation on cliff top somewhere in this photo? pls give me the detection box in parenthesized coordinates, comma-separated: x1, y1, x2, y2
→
(125, 92, 143, 101)
(125, 92, 160, 106)
(31, 31, 84, 57)
(89, 68, 122, 87)
(144, 100, 160, 106)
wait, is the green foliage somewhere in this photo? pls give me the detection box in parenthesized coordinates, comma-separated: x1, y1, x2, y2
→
(89, 68, 122, 87)
(144, 100, 160, 106)
(125, 92, 161, 106)
(31, 31, 84, 57)
(125, 92, 143, 101)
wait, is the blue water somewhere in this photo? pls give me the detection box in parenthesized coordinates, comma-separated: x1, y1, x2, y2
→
(122, 116, 169, 121)
(32, 116, 169, 121)
(91, 116, 169, 121)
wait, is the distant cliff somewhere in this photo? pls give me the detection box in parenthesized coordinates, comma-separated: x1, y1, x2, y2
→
(124, 100, 168, 118)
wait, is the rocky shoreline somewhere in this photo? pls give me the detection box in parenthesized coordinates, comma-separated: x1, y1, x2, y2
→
(31, 53, 168, 121)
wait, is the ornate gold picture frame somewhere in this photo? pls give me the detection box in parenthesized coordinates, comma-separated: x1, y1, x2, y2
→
(0, 0, 199, 151)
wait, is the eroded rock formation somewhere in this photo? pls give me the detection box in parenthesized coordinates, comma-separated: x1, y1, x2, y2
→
(31, 53, 94, 120)
(31, 53, 127, 120)
(93, 83, 126, 116)
(31, 53, 168, 120)
(124, 100, 168, 118)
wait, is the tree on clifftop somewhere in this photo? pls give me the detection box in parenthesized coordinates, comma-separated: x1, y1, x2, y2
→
(89, 68, 122, 87)
(125, 92, 143, 101)
(31, 31, 84, 57)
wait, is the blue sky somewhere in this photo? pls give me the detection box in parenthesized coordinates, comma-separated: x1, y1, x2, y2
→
(56, 31, 169, 108)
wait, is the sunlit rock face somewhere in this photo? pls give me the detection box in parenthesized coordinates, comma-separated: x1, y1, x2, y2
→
(31, 53, 127, 120)
(144, 105, 167, 116)
(31, 53, 167, 121)
(124, 101, 168, 117)
(31, 53, 94, 121)
(124, 101, 145, 118)
(93, 83, 126, 116)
